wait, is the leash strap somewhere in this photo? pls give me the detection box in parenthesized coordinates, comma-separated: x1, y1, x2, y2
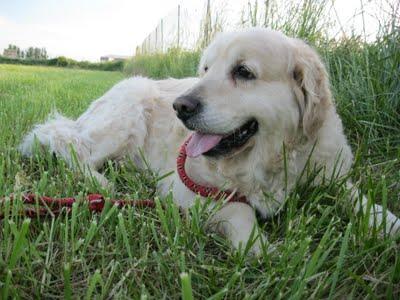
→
(1, 136, 247, 218)
(0, 193, 155, 218)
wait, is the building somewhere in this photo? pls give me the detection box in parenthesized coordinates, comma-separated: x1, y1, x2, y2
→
(3, 48, 18, 59)
(100, 55, 131, 62)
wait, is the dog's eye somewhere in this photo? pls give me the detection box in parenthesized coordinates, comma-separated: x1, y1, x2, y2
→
(232, 65, 255, 80)
(204, 66, 208, 72)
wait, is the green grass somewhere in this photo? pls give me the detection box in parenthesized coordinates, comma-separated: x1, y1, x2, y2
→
(124, 48, 200, 79)
(1, 26, 400, 300)
(0, 64, 125, 149)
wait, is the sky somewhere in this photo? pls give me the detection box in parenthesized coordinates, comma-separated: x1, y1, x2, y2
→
(0, 0, 396, 62)
(0, 0, 181, 61)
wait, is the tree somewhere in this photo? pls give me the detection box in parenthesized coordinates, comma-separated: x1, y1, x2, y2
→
(3, 44, 48, 60)
(26, 47, 34, 59)
(33, 48, 41, 60)
(41, 48, 47, 59)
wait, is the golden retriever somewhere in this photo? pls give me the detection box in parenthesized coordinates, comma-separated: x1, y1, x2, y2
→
(20, 28, 400, 254)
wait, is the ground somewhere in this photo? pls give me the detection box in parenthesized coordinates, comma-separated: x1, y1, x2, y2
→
(0, 64, 399, 299)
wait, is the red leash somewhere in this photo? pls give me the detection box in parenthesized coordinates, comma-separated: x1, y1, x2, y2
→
(0, 137, 247, 218)
(0, 193, 155, 218)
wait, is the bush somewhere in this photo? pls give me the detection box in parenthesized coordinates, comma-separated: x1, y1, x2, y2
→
(0, 55, 125, 72)
(124, 48, 200, 78)
(0, 56, 48, 66)
(55, 56, 68, 67)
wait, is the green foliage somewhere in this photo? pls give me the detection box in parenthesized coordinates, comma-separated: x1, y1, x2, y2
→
(0, 56, 125, 72)
(3, 44, 48, 60)
(54, 56, 68, 67)
(0, 56, 50, 66)
(320, 26, 400, 203)
(240, 0, 330, 44)
(24, 46, 48, 60)
(124, 48, 200, 78)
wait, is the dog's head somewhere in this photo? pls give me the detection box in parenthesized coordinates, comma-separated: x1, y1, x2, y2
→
(173, 28, 332, 160)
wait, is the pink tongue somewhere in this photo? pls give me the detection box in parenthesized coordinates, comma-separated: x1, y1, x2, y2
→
(186, 132, 223, 158)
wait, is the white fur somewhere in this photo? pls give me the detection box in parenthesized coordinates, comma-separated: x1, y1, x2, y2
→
(20, 28, 400, 254)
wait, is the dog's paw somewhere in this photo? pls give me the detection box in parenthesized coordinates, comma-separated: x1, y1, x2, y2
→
(385, 212, 400, 236)
(86, 170, 112, 189)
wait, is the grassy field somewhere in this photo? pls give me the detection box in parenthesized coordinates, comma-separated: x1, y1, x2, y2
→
(0, 30, 400, 300)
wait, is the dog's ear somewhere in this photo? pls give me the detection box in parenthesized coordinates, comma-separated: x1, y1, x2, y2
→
(291, 39, 332, 139)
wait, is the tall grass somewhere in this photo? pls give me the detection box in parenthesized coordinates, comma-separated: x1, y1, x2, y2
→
(124, 48, 200, 79)
(323, 21, 400, 213)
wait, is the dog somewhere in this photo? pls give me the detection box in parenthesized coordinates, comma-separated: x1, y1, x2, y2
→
(20, 28, 400, 254)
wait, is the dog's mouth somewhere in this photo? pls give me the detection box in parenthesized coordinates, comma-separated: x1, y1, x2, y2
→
(186, 119, 259, 158)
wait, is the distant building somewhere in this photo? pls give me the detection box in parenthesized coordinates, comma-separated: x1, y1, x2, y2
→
(3, 48, 18, 59)
(100, 55, 131, 62)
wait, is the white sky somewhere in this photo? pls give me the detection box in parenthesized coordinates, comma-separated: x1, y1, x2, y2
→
(0, 0, 396, 62)
(0, 0, 181, 61)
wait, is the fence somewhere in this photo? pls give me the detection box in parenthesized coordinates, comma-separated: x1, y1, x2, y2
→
(137, 0, 399, 55)
(137, 0, 235, 54)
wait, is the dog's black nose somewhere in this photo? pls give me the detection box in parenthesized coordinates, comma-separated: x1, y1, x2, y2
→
(173, 95, 201, 121)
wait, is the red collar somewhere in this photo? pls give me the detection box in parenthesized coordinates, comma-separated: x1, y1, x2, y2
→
(176, 136, 248, 204)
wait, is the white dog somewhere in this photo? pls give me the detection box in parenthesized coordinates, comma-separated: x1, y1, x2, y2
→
(20, 28, 400, 254)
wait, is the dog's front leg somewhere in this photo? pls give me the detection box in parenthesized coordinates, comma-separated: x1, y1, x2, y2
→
(208, 202, 264, 255)
(348, 182, 400, 236)
(355, 196, 400, 236)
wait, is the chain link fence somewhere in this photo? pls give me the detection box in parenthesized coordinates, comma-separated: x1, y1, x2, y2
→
(137, 0, 399, 55)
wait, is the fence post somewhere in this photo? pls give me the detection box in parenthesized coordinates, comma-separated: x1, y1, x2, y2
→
(177, 5, 181, 48)
(207, 0, 211, 46)
(161, 18, 164, 52)
(155, 26, 158, 52)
